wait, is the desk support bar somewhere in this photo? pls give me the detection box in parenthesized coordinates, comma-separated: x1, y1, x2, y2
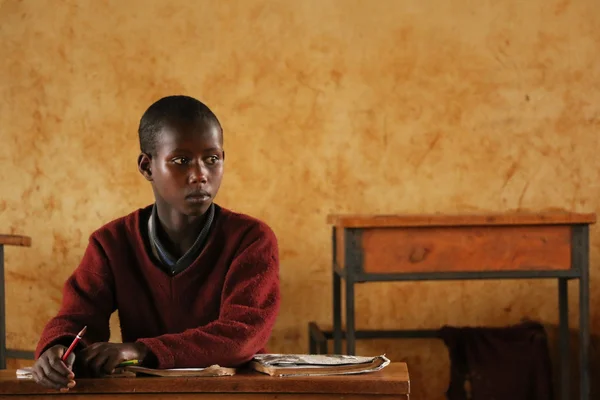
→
(354, 269, 581, 282)
(5, 350, 35, 360)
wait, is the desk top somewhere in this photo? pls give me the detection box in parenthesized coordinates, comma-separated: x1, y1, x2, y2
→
(0, 363, 409, 396)
(0, 234, 32, 247)
(327, 212, 597, 228)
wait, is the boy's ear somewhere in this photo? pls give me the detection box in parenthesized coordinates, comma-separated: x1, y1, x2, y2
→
(138, 153, 153, 181)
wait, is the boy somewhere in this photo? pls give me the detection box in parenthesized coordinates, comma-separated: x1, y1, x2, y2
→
(31, 95, 280, 391)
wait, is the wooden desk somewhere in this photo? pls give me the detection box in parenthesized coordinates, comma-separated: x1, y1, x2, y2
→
(0, 234, 33, 369)
(309, 212, 595, 400)
(0, 363, 410, 399)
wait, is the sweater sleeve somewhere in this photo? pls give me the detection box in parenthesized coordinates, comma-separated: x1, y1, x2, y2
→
(136, 223, 280, 369)
(35, 235, 116, 358)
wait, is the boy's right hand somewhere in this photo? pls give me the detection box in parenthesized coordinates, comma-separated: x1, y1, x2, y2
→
(32, 345, 76, 391)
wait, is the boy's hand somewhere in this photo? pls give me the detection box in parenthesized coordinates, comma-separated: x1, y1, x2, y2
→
(32, 345, 76, 391)
(78, 342, 148, 377)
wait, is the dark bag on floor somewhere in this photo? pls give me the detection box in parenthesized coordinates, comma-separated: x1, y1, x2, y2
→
(440, 321, 554, 400)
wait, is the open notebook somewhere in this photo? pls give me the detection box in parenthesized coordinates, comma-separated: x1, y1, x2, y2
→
(16, 368, 34, 379)
(16, 365, 236, 379)
(249, 354, 390, 377)
(119, 365, 235, 377)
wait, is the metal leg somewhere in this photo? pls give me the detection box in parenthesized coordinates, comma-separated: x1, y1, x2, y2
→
(579, 227, 590, 400)
(308, 322, 329, 354)
(559, 278, 569, 400)
(319, 337, 327, 355)
(0, 244, 5, 370)
(332, 227, 342, 354)
(333, 270, 342, 354)
(308, 325, 316, 354)
(343, 228, 361, 356)
(580, 280, 590, 400)
(345, 276, 356, 355)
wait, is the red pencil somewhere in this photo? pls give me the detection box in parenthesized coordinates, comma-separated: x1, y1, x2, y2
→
(61, 326, 87, 362)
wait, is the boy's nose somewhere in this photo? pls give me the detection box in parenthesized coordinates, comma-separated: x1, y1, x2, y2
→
(189, 165, 208, 184)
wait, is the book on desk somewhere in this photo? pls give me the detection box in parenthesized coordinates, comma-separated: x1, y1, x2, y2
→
(250, 354, 390, 377)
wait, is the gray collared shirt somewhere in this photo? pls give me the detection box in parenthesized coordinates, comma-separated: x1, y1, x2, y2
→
(147, 203, 215, 276)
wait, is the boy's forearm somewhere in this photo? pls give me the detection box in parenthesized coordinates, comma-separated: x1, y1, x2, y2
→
(136, 319, 277, 369)
(135, 287, 280, 369)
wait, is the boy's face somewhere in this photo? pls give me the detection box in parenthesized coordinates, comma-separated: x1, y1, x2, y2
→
(140, 120, 224, 217)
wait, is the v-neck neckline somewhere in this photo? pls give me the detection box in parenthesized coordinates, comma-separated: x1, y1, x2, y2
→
(148, 203, 215, 276)
(135, 204, 222, 281)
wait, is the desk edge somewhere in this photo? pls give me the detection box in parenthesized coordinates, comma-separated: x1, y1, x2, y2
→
(0, 235, 32, 247)
(326, 213, 597, 228)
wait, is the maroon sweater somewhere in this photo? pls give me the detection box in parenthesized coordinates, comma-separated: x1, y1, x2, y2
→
(35, 204, 280, 369)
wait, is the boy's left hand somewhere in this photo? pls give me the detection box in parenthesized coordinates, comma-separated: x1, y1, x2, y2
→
(77, 342, 148, 377)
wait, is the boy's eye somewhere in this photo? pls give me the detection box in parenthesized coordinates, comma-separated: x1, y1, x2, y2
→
(172, 157, 189, 165)
(206, 156, 220, 165)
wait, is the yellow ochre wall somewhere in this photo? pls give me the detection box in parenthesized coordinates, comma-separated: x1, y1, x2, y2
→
(1, 0, 599, 398)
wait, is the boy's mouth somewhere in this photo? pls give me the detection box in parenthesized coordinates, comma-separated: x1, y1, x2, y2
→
(185, 190, 211, 202)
